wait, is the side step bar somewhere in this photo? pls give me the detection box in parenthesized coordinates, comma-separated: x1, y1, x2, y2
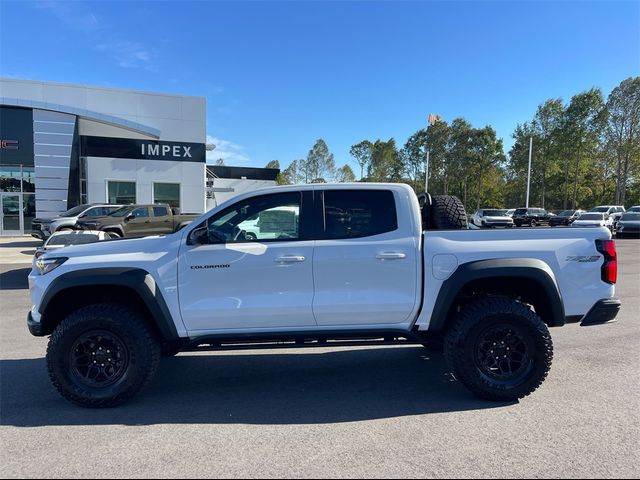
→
(181, 330, 428, 353)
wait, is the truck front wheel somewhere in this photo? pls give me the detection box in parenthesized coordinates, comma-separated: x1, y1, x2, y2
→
(443, 297, 553, 402)
(46, 303, 161, 408)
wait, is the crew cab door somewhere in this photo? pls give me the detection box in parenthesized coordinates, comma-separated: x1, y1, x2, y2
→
(312, 188, 420, 326)
(177, 191, 317, 332)
(124, 207, 152, 237)
(151, 205, 174, 235)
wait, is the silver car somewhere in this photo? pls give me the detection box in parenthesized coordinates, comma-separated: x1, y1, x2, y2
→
(31, 204, 122, 240)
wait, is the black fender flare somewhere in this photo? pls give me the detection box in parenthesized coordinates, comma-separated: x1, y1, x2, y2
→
(429, 258, 565, 331)
(39, 267, 179, 340)
(100, 225, 125, 237)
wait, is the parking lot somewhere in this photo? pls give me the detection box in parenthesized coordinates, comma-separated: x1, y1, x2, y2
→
(0, 237, 639, 478)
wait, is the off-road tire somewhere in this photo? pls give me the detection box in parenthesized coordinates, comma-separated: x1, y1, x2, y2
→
(46, 303, 161, 408)
(430, 195, 468, 230)
(444, 297, 553, 402)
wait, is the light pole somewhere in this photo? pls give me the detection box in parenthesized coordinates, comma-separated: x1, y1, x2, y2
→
(526, 137, 533, 208)
(425, 150, 430, 193)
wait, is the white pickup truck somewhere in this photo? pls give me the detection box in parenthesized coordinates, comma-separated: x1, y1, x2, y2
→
(27, 183, 621, 408)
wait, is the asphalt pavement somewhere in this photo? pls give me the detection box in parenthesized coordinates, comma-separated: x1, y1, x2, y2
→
(0, 238, 639, 478)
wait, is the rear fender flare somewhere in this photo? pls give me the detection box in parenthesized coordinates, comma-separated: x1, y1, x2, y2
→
(429, 258, 565, 331)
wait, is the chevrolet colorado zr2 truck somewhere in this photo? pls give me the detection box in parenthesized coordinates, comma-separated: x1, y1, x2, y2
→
(27, 184, 621, 408)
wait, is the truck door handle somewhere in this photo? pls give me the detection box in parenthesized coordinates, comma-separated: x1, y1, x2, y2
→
(376, 252, 406, 260)
(275, 255, 306, 263)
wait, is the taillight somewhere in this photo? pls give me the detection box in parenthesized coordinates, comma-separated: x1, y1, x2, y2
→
(596, 239, 617, 284)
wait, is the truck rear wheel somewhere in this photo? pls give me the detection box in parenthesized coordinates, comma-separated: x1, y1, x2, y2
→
(443, 297, 553, 402)
(430, 195, 468, 230)
(46, 303, 160, 408)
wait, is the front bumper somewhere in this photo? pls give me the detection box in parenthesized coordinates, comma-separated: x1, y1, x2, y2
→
(580, 298, 621, 326)
(27, 311, 46, 336)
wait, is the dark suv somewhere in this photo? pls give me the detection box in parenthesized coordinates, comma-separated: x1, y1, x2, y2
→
(513, 208, 551, 227)
(549, 209, 585, 227)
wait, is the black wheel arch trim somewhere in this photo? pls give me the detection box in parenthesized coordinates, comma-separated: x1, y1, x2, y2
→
(38, 267, 178, 341)
(428, 258, 565, 331)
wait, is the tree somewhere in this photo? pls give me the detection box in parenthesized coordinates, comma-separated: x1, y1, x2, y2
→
(306, 139, 336, 183)
(281, 159, 306, 185)
(606, 77, 640, 205)
(336, 164, 356, 183)
(349, 141, 373, 179)
(562, 88, 607, 209)
(368, 138, 402, 182)
(265, 160, 280, 170)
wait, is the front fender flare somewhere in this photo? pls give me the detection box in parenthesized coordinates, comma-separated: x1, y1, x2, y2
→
(39, 267, 178, 340)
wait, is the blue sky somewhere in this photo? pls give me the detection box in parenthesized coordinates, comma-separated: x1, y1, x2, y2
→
(1, 0, 638, 173)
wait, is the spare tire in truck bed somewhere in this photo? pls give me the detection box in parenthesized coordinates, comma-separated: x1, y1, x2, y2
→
(418, 193, 468, 230)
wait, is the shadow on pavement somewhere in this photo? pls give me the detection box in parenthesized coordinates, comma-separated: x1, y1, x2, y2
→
(0, 267, 30, 290)
(0, 240, 41, 248)
(0, 347, 511, 427)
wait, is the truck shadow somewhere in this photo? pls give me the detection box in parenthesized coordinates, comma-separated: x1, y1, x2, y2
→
(0, 267, 30, 290)
(0, 347, 513, 427)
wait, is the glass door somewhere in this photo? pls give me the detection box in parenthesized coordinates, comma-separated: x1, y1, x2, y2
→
(1, 194, 22, 236)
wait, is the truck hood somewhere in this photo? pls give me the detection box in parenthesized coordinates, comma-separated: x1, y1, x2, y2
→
(41, 233, 181, 262)
(483, 216, 512, 222)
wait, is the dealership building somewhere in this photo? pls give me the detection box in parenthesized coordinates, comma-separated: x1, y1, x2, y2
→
(0, 79, 212, 236)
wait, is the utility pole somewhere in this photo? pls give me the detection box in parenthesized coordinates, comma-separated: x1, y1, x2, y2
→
(526, 137, 533, 208)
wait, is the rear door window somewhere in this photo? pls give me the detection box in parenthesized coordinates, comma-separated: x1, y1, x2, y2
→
(153, 206, 169, 217)
(321, 190, 397, 239)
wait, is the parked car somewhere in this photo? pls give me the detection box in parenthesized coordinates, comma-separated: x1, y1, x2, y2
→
(571, 212, 614, 231)
(31, 204, 122, 240)
(590, 205, 626, 228)
(549, 209, 585, 226)
(33, 230, 113, 266)
(75, 204, 198, 238)
(237, 206, 299, 241)
(626, 205, 640, 213)
(615, 212, 640, 238)
(470, 209, 513, 228)
(28, 184, 620, 408)
(512, 208, 552, 227)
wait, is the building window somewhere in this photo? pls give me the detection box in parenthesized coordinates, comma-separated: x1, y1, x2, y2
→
(0, 165, 22, 192)
(79, 157, 87, 204)
(153, 183, 180, 209)
(107, 181, 136, 205)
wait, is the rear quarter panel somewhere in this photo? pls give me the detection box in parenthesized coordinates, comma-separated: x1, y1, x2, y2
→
(417, 227, 615, 330)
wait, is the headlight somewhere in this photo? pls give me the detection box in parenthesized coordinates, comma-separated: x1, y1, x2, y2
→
(36, 257, 68, 275)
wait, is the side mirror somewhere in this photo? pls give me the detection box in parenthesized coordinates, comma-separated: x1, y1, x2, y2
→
(125, 213, 135, 221)
(187, 226, 209, 246)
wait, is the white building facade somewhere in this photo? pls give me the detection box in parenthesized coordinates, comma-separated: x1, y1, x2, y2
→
(0, 78, 207, 235)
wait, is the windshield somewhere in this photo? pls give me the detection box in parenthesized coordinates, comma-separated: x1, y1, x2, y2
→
(108, 206, 134, 217)
(558, 210, 575, 217)
(620, 213, 640, 221)
(590, 207, 609, 213)
(47, 234, 101, 246)
(60, 205, 91, 217)
(579, 213, 604, 220)
(514, 208, 528, 215)
(483, 209, 507, 216)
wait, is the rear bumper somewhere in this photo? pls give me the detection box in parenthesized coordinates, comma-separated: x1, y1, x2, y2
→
(580, 298, 621, 326)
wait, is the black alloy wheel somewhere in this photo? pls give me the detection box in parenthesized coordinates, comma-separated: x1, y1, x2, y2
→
(70, 330, 129, 388)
